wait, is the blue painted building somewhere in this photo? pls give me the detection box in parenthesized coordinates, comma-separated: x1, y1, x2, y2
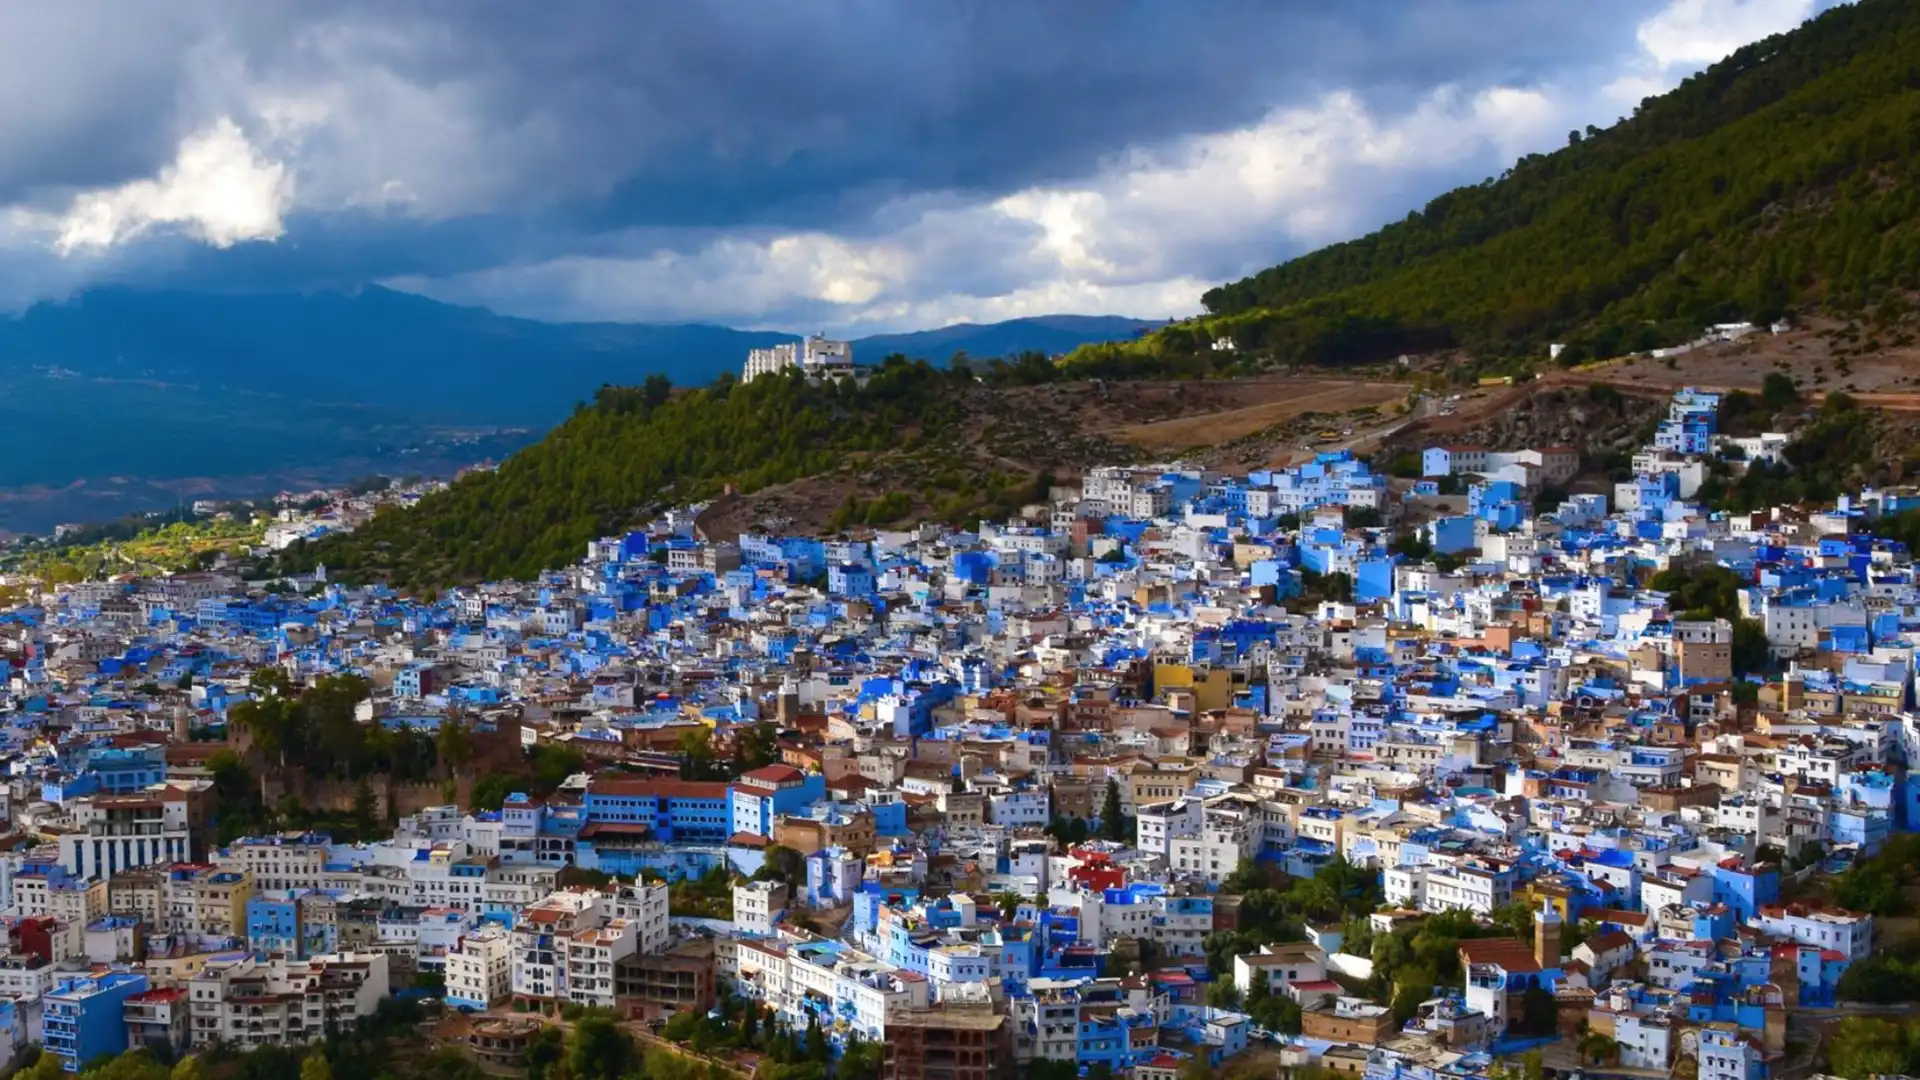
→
(246, 895, 305, 957)
(44, 971, 149, 1072)
(1711, 861, 1780, 924)
(730, 765, 827, 837)
(828, 562, 876, 598)
(583, 775, 734, 845)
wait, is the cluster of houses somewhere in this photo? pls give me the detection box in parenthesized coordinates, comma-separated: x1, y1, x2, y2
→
(0, 383, 1908, 1079)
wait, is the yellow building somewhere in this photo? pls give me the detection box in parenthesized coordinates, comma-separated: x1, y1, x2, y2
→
(1516, 878, 1575, 920)
(165, 867, 255, 939)
(144, 950, 224, 988)
(1151, 662, 1232, 712)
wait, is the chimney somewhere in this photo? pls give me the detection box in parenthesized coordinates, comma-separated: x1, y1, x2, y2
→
(1534, 898, 1562, 969)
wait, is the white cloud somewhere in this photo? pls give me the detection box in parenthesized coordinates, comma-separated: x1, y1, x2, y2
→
(49, 118, 291, 253)
(1635, 0, 1820, 70)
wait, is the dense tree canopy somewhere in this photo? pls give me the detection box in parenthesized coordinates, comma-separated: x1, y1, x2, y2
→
(283, 360, 964, 588)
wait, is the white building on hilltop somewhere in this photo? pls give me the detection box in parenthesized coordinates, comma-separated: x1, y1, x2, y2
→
(743, 335, 856, 383)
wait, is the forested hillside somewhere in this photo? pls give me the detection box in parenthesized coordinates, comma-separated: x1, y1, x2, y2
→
(1069, 0, 1920, 373)
(282, 363, 997, 588)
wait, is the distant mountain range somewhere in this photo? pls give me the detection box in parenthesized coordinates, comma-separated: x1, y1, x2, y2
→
(2, 287, 1157, 426)
(851, 315, 1163, 363)
(0, 287, 791, 427)
(0, 287, 1157, 530)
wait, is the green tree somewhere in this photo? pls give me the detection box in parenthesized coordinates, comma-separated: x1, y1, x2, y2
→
(1761, 371, 1801, 413)
(754, 844, 806, 890)
(1100, 779, 1125, 841)
(470, 773, 516, 812)
(1832, 834, 1920, 916)
(642, 373, 674, 410)
(1732, 618, 1771, 676)
(1515, 985, 1559, 1035)
(735, 721, 782, 771)
(1223, 858, 1270, 893)
(840, 1035, 884, 1080)
(1391, 966, 1436, 1024)
(568, 1012, 635, 1080)
(526, 1025, 565, 1080)
(805, 1013, 830, 1065)
(529, 743, 586, 792)
(1389, 530, 1433, 560)
(1205, 979, 1241, 1009)
(88, 1053, 171, 1080)
(1837, 942, 1920, 1003)
(1826, 1017, 1920, 1079)
(436, 718, 474, 771)
(679, 727, 722, 781)
(231, 694, 299, 769)
(352, 782, 380, 839)
(20, 1056, 67, 1080)
(1277, 997, 1303, 1035)
(299, 1052, 335, 1080)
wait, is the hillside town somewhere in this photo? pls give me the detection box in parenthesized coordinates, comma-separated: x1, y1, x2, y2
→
(0, 381, 1913, 1080)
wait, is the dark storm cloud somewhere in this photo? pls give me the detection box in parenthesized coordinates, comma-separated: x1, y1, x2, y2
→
(308, 0, 1662, 234)
(0, 3, 1660, 224)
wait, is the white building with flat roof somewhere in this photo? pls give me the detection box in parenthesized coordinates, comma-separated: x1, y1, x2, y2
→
(743, 336, 856, 383)
(445, 925, 513, 1011)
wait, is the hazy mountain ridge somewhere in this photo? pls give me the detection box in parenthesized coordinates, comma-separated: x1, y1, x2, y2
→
(0, 288, 1157, 529)
(849, 316, 1164, 362)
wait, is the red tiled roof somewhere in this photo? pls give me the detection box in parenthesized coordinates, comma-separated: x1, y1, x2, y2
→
(587, 776, 730, 800)
(1587, 931, 1635, 953)
(740, 764, 805, 785)
(576, 822, 652, 840)
(1585, 908, 1649, 926)
(1758, 900, 1864, 920)
(1459, 938, 1542, 973)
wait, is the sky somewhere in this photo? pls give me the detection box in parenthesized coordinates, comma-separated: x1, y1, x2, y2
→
(0, 0, 1840, 333)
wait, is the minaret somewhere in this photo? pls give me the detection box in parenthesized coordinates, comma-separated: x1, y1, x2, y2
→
(1535, 897, 1563, 968)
